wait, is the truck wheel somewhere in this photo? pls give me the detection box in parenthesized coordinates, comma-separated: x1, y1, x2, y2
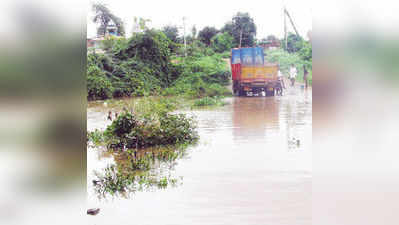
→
(266, 88, 275, 96)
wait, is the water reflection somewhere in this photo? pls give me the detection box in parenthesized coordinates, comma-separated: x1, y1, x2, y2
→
(232, 97, 280, 140)
(92, 145, 192, 199)
(87, 88, 312, 224)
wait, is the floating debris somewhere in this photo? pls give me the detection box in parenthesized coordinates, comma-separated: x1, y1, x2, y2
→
(87, 208, 100, 216)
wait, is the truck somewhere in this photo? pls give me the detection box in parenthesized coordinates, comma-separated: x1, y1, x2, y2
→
(231, 47, 279, 97)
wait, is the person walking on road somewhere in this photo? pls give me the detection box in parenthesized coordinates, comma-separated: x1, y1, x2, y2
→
(289, 64, 297, 87)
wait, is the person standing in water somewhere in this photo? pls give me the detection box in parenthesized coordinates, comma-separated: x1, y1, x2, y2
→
(107, 111, 112, 121)
(276, 66, 285, 95)
(289, 64, 297, 87)
(303, 65, 308, 89)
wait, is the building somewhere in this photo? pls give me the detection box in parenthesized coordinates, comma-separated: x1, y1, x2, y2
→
(87, 36, 105, 50)
(87, 22, 123, 51)
(259, 39, 281, 50)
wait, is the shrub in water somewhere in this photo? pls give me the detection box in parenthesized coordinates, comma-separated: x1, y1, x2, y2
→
(192, 96, 227, 107)
(103, 110, 198, 149)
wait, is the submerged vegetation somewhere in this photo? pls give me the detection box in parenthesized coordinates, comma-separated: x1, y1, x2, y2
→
(93, 145, 190, 198)
(192, 96, 228, 107)
(87, 98, 198, 198)
(88, 98, 199, 149)
(104, 110, 198, 149)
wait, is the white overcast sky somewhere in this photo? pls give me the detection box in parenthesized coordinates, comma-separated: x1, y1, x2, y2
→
(87, 0, 313, 39)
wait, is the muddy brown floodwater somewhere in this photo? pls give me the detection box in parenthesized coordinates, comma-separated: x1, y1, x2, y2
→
(87, 85, 312, 225)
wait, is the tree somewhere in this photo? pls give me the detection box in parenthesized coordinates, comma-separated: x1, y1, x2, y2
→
(198, 26, 219, 46)
(191, 25, 197, 39)
(162, 25, 180, 43)
(113, 29, 176, 86)
(211, 32, 234, 53)
(282, 32, 304, 53)
(221, 12, 256, 47)
(92, 3, 125, 36)
(299, 41, 312, 69)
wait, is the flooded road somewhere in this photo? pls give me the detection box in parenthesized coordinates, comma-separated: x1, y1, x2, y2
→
(87, 86, 312, 225)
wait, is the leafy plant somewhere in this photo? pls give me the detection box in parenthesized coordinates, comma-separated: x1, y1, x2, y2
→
(87, 65, 113, 100)
(211, 32, 234, 53)
(192, 96, 227, 107)
(101, 108, 198, 149)
(198, 26, 219, 46)
(221, 12, 257, 47)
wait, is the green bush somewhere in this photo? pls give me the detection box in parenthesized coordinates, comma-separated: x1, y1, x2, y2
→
(87, 129, 105, 145)
(211, 32, 233, 53)
(204, 83, 231, 97)
(265, 49, 302, 75)
(182, 55, 230, 85)
(100, 36, 120, 52)
(87, 28, 233, 100)
(266, 48, 312, 86)
(218, 51, 231, 59)
(87, 29, 184, 100)
(87, 65, 113, 100)
(192, 96, 227, 107)
(103, 110, 198, 149)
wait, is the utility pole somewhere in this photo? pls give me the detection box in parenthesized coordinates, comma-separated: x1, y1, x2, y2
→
(284, 8, 300, 37)
(284, 6, 287, 51)
(239, 28, 243, 48)
(183, 17, 187, 57)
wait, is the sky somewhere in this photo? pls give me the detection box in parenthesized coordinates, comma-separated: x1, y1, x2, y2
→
(87, 0, 313, 39)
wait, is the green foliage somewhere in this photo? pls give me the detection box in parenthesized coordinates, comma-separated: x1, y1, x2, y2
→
(298, 41, 312, 70)
(266, 49, 303, 76)
(281, 32, 304, 53)
(192, 96, 227, 107)
(87, 29, 182, 100)
(181, 40, 214, 57)
(100, 36, 122, 52)
(222, 12, 256, 47)
(87, 64, 113, 100)
(162, 25, 180, 43)
(211, 32, 234, 53)
(114, 30, 171, 67)
(198, 26, 219, 46)
(266, 48, 312, 85)
(102, 109, 198, 149)
(164, 53, 231, 98)
(217, 51, 231, 59)
(93, 145, 186, 198)
(204, 83, 232, 97)
(87, 129, 105, 145)
(161, 25, 182, 53)
(87, 28, 231, 100)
